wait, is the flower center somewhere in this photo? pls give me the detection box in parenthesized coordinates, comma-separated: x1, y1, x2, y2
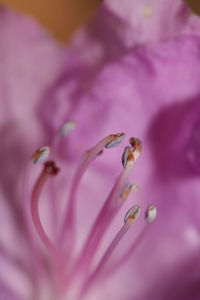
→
(23, 125, 157, 300)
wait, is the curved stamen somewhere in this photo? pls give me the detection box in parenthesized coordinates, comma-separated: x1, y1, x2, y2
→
(31, 161, 60, 263)
(22, 147, 51, 279)
(59, 133, 125, 255)
(49, 178, 58, 241)
(69, 146, 138, 281)
(103, 228, 148, 284)
(79, 206, 140, 298)
(103, 205, 157, 279)
(22, 162, 37, 254)
(23, 147, 51, 248)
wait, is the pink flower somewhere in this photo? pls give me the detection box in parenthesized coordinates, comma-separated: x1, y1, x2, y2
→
(1, 1, 200, 300)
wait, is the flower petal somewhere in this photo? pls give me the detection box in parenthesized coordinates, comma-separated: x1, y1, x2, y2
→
(0, 7, 64, 298)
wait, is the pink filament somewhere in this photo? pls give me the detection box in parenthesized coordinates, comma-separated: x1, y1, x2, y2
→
(80, 223, 131, 298)
(22, 161, 46, 286)
(24, 134, 146, 298)
(105, 226, 148, 277)
(72, 160, 134, 277)
(59, 135, 119, 255)
(49, 178, 58, 241)
(22, 163, 38, 251)
(30, 169, 61, 265)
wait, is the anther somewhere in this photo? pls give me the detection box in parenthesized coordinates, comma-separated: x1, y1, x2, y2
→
(145, 205, 157, 223)
(124, 205, 140, 224)
(59, 120, 76, 136)
(80, 205, 141, 295)
(105, 133, 125, 148)
(31, 146, 51, 164)
(129, 137, 142, 161)
(120, 183, 134, 200)
(121, 146, 134, 168)
(44, 161, 59, 176)
(132, 184, 139, 193)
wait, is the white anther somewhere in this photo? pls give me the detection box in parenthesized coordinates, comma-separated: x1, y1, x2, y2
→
(145, 205, 157, 223)
(32, 146, 51, 164)
(59, 120, 76, 136)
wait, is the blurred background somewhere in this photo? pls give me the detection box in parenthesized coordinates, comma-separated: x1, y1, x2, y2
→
(0, 0, 199, 42)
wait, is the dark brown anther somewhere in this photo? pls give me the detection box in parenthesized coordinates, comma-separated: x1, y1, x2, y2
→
(44, 161, 59, 175)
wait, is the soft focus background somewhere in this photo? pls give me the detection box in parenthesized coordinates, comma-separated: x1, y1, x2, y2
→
(0, 0, 199, 42)
(0, 0, 98, 42)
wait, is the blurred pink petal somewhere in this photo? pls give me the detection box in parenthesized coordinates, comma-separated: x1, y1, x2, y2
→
(1, 1, 200, 300)
(0, 7, 65, 299)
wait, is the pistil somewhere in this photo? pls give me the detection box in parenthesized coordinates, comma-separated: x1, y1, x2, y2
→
(30, 161, 60, 264)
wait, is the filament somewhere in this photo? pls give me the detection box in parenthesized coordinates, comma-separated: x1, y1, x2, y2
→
(79, 205, 140, 298)
(30, 162, 60, 264)
(73, 155, 135, 276)
(105, 226, 148, 278)
(59, 133, 125, 257)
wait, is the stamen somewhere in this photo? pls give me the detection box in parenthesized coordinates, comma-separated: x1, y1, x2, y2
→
(22, 154, 52, 279)
(71, 144, 138, 278)
(31, 146, 51, 164)
(145, 205, 157, 223)
(59, 133, 125, 256)
(59, 120, 76, 137)
(103, 205, 157, 279)
(82, 148, 104, 162)
(31, 161, 60, 261)
(30, 160, 68, 291)
(79, 206, 140, 297)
